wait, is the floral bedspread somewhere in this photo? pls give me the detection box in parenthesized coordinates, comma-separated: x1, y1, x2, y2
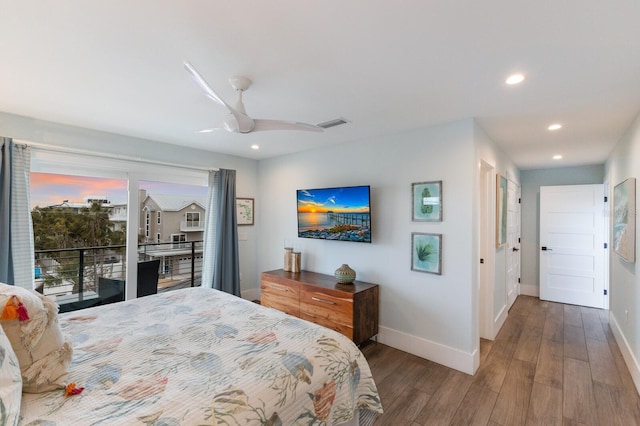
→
(20, 287, 383, 425)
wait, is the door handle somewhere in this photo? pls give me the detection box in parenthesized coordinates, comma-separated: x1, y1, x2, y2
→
(512, 247, 520, 252)
(541, 246, 552, 251)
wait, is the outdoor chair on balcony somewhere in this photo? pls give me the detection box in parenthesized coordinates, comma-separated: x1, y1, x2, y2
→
(97, 277, 126, 305)
(59, 259, 161, 313)
(136, 259, 160, 298)
(93, 259, 161, 306)
(57, 292, 102, 313)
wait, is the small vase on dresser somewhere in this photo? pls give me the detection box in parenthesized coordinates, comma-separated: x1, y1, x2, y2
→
(334, 264, 356, 284)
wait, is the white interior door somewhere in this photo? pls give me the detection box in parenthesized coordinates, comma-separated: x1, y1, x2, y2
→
(506, 180, 521, 309)
(540, 184, 605, 308)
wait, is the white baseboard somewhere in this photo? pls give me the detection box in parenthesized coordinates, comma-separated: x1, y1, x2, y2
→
(520, 283, 539, 297)
(493, 304, 508, 339)
(241, 287, 261, 302)
(472, 345, 480, 373)
(377, 325, 476, 375)
(609, 312, 640, 396)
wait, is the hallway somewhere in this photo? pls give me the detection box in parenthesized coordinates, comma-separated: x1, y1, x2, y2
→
(362, 295, 640, 425)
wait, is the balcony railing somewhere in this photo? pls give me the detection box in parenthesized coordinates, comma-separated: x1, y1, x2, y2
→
(180, 220, 205, 232)
(35, 241, 203, 312)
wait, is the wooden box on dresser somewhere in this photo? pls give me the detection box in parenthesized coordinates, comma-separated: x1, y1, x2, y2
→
(261, 269, 379, 345)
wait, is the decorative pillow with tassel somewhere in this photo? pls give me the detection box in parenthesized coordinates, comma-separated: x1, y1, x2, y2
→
(0, 324, 21, 426)
(0, 283, 73, 393)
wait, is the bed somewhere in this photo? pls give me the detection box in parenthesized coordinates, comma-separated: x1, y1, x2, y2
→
(18, 287, 383, 425)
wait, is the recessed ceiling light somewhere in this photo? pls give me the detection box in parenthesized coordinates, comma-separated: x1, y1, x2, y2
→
(553, 155, 563, 160)
(505, 73, 525, 85)
(251, 144, 259, 150)
(548, 123, 562, 131)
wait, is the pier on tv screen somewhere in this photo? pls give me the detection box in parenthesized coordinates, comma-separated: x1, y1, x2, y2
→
(296, 185, 371, 243)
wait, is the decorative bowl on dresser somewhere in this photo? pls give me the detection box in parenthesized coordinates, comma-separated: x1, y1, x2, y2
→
(260, 269, 379, 345)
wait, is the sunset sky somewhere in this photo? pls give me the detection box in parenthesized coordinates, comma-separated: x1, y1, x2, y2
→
(30, 172, 207, 209)
(297, 186, 370, 214)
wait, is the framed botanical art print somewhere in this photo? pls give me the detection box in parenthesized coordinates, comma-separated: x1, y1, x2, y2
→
(412, 181, 442, 221)
(411, 232, 442, 274)
(613, 178, 636, 262)
(236, 197, 254, 226)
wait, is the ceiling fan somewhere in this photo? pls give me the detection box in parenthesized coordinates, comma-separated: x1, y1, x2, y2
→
(184, 61, 324, 134)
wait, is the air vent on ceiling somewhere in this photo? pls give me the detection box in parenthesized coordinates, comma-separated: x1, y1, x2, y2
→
(317, 118, 349, 129)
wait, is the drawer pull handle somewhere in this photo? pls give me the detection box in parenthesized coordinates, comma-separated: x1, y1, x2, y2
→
(312, 297, 336, 305)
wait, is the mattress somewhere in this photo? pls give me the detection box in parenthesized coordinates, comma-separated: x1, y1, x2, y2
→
(19, 287, 383, 425)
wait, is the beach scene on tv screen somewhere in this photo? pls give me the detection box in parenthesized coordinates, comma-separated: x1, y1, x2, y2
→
(297, 186, 371, 243)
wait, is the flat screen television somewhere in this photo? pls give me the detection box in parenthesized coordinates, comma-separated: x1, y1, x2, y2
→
(296, 185, 371, 243)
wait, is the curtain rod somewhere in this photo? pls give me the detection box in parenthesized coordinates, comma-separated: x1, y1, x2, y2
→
(16, 139, 218, 173)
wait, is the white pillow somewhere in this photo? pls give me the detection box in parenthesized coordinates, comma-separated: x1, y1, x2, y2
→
(0, 323, 21, 426)
(0, 283, 72, 393)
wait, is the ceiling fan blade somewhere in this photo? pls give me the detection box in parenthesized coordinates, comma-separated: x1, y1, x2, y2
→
(252, 119, 324, 133)
(198, 115, 255, 134)
(183, 61, 228, 107)
(184, 61, 251, 131)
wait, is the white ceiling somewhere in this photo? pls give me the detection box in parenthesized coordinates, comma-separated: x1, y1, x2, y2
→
(1, 1, 639, 169)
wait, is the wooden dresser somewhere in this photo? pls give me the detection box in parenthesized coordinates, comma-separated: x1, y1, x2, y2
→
(261, 269, 379, 345)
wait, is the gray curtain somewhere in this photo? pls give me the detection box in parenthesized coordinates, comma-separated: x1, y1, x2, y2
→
(202, 169, 240, 296)
(0, 138, 13, 284)
(0, 138, 34, 288)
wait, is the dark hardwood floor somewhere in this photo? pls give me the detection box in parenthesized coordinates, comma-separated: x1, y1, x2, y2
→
(361, 295, 640, 425)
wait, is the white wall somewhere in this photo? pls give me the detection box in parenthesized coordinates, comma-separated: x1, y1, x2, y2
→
(519, 165, 605, 296)
(258, 118, 514, 374)
(0, 111, 260, 296)
(605, 112, 640, 394)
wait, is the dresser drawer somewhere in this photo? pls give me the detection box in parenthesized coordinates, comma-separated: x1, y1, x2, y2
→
(261, 280, 300, 317)
(299, 287, 353, 327)
(300, 312, 354, 339)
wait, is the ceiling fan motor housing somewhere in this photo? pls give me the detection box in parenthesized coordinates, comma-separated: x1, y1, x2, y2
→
(229, 76, 252, 91)
(224, 113, 255, 133)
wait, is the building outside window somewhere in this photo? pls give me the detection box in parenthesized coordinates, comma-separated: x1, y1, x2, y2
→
(171, 233, 186, 249)
(186, 211, 200, 228)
